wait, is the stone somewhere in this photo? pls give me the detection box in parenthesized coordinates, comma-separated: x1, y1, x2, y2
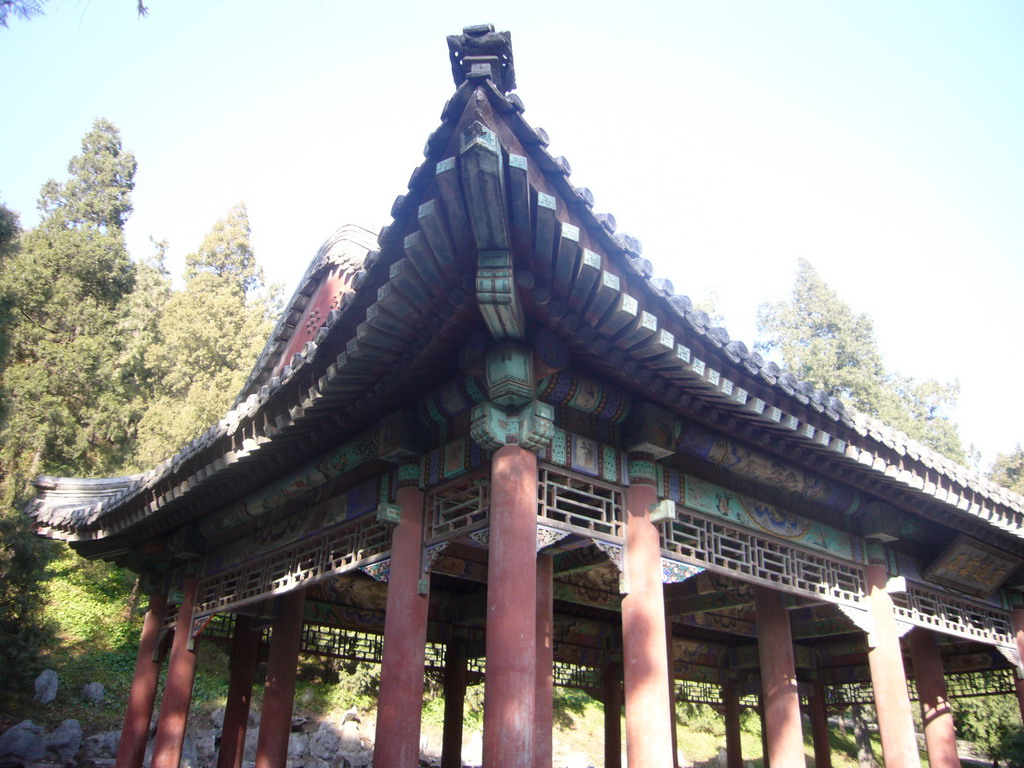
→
(33, 670, 58, 704)
(338, 722, 361, 753)
(308, 723, 341, 762)
(143, 734, 198, 768)
(242, 729, 259, 762)
(81, 683, 105, 704)
(80, 731, 120, 760)
(0, 720, 46, 764)
(191, 729, 217, 764)
(287, 732, 308, 760)
(45, 719, 83, 762)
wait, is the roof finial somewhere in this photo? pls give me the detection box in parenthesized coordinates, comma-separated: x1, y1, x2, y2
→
(447, 24, 516, 94)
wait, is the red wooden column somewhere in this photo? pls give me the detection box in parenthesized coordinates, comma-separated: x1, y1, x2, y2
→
(865, 563, 920, 768)
(666, 619, 679, 768)
(1012, 609, 1024, 721)
(441, 643, 468, 768)
(909, 628, 960, 768)
(151, 577, 200, 768)
(374, 484, 430, 768)
(216, 615, 263, 768)
(483, 444, 538, 768)
(604, 663, 623, 768)
(722, 679, 743, 768)
(254, 587, 306, 768)
(809, 679, 833, 768)
(622, 456, 674, 768)
(536, 553, 554, 768)
(754, 586, 804, 768)
(115, 590, 168, 768)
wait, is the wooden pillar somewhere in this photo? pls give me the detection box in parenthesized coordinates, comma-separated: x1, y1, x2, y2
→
(622, 457, 674, 768)
(604, 663, 623, 768)
(254, 588, 306, 768)
(216, 615, 263, 768)
(1012, 609, 1024, 722)
(115, 590, 168, 768)
(809, 679, 833, 768)
(909, 628, 960, 768)
(666, 619, 678, 768)
(536, 553, 554, 768)
(441, 643, 468, 768)
(722, 680, 743, 768)
(151, 577, 200, 768)
(374, 484, 430, 768)
(865, 563, 920, 768)
(483, 444, 538, 768)
(754, 586, 804, 768)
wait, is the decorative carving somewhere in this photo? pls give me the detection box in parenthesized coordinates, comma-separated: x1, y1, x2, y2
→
(661, 558, 703, 584)
(424, 542, 450, 572)
(360, 560, 391, 583)
(447, 24, 516, 94)
(468, 528, 490, 548)
(837, 605, 873, 634)
(537, 525, 570, 552)
(593, 540, 623, 571)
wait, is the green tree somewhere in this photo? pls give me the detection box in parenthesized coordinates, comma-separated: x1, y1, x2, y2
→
(0, 119, 137, 487)
(990, 445, 1024, 495)
(757, 259, 965, 462)
(0, 123, 139, 688)
(132, 203, 278, 466)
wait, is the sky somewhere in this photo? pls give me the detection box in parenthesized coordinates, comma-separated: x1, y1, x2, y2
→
(2, 0, 1023, 469)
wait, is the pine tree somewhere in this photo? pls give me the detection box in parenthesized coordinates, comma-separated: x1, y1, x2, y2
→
(757, 259, 965, 462)
(132, 203, 278, 466)
(990, 446, 1024, 495)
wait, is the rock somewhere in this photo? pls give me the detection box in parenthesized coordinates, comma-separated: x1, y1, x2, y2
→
(286, 733, 308, 760)
(0, 720, 46, 764)
(81, 683, 105, 705)
(338, 751, 371, 768)
(242, 729, 259, 762)
(143, 734, 198, 768)
(338, 722, 361, 753)
(33, 670, 59, 704)
(208, 708, 226, 731)
(341, 707, 359, 724)
(80, 731, 120, 760)
(45, 719, 83, 762)
(191, 729, 217, 764)
(308, 723, 341, 762)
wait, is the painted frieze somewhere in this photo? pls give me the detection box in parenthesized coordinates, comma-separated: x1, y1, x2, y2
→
(682, 474, 862, 563)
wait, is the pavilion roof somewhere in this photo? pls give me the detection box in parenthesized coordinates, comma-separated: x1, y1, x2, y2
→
(27, 25, 1024, 561)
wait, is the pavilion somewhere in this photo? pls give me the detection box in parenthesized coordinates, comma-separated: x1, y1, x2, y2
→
(28, 25, 1024, 768)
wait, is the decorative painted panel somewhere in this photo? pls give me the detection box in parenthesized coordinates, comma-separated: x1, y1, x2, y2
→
(537, 432, 627, 485)
(683, 475, 861, 563)
(676, 422, 864, 517)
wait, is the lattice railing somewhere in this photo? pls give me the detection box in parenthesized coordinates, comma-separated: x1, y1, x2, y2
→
(661, 509, 865, 604)
(538, 467, 624, 539)
(675, 679, 723, 706)
(891, 583, 1013, 646)
(554, 661, 602, 690)
(426, 473, 489, 543)
(825, 681, 875, 707)
(906, 668, 1017, 700)
(194, 513, 391, 617)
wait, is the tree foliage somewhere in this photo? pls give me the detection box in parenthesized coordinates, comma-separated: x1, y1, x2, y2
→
(0, 0, 44, 27)
(131, 203, 277, 467)
(757, 259, 965, 462)
(990, 445, 1024, 495)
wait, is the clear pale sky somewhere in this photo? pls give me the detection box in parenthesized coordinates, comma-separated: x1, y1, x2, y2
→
(2, 1, 1022, 469)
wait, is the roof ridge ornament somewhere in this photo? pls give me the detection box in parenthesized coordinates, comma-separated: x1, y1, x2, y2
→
(447, 24, 516, 94)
